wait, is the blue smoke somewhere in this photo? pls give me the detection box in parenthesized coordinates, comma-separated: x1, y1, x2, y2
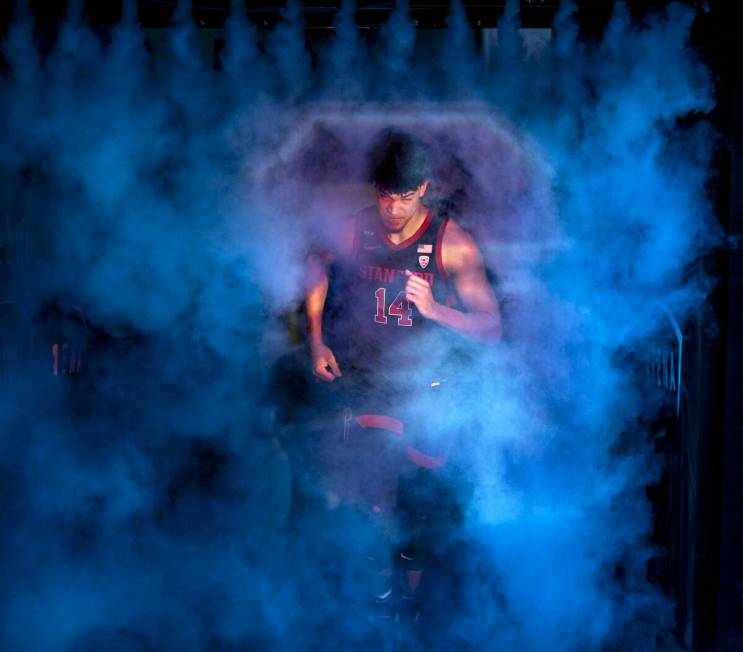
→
(0, 1, 718, 650)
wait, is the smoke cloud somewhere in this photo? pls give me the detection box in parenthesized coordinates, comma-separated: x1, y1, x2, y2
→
(0, 0, 718, 650)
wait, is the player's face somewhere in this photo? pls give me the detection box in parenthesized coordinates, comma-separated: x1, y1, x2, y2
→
(376, 182, 429, 233)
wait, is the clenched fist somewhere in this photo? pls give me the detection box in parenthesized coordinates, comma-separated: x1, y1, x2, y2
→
(310, 341, 342, 382)
(404, 270, 439, 319)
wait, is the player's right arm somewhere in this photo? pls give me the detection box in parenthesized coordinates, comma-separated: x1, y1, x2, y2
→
(305, 252, 342, 382)
(304, 215, 357, 382)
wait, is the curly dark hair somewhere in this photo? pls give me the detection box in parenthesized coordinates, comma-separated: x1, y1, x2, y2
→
(367, 129, 432, 194)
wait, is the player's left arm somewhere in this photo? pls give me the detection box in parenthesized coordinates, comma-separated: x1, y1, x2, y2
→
(404, 219, 502, 342)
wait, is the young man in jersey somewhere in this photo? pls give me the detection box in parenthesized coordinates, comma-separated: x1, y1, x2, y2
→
(303, 129, 501, 629)
(306, 130, 501, 385)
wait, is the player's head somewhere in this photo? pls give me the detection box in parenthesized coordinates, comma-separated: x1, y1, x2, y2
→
(368, 129, 432, 193)
(368, 129, 431, 232)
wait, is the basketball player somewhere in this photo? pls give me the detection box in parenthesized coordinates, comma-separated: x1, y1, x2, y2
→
(306, 129, 501, 385)
(303, 129, 501, 628)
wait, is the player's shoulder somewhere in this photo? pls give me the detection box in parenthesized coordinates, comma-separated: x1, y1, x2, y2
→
(354, 205, 379, 226)
(441, 215, 478, 249)
(439, 215, 483, 271)
(333, 206, 376, 259)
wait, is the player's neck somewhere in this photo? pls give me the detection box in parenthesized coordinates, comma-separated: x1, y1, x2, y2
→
(387, 206, 428, 245)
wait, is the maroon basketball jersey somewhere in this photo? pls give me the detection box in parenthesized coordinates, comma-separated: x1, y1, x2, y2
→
(325, 206, 456, 379)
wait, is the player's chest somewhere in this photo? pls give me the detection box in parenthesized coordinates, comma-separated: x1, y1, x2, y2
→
(355, 232, 437, 286)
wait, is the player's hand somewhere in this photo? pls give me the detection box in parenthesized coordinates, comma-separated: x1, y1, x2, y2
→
(405, 270, 439, 319)
(310, 341, 342, 382)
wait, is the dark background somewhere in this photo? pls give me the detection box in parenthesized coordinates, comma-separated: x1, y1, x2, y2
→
(0, 2, 739, 650)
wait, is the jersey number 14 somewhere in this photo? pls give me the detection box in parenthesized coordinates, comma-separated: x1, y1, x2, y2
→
(374, 288, 413, 327)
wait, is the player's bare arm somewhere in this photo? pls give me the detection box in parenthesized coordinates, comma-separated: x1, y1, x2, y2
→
(404, 219, 502, 342)
(305, 217, 356, 382)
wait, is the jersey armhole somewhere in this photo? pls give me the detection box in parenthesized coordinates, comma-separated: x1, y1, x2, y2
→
(435, 216, 451, 284)
(350, 215, 361, 258)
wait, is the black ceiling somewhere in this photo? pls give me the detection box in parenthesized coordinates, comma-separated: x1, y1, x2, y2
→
(0, 0, 729, 96)
(1, 1, 704, 31)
